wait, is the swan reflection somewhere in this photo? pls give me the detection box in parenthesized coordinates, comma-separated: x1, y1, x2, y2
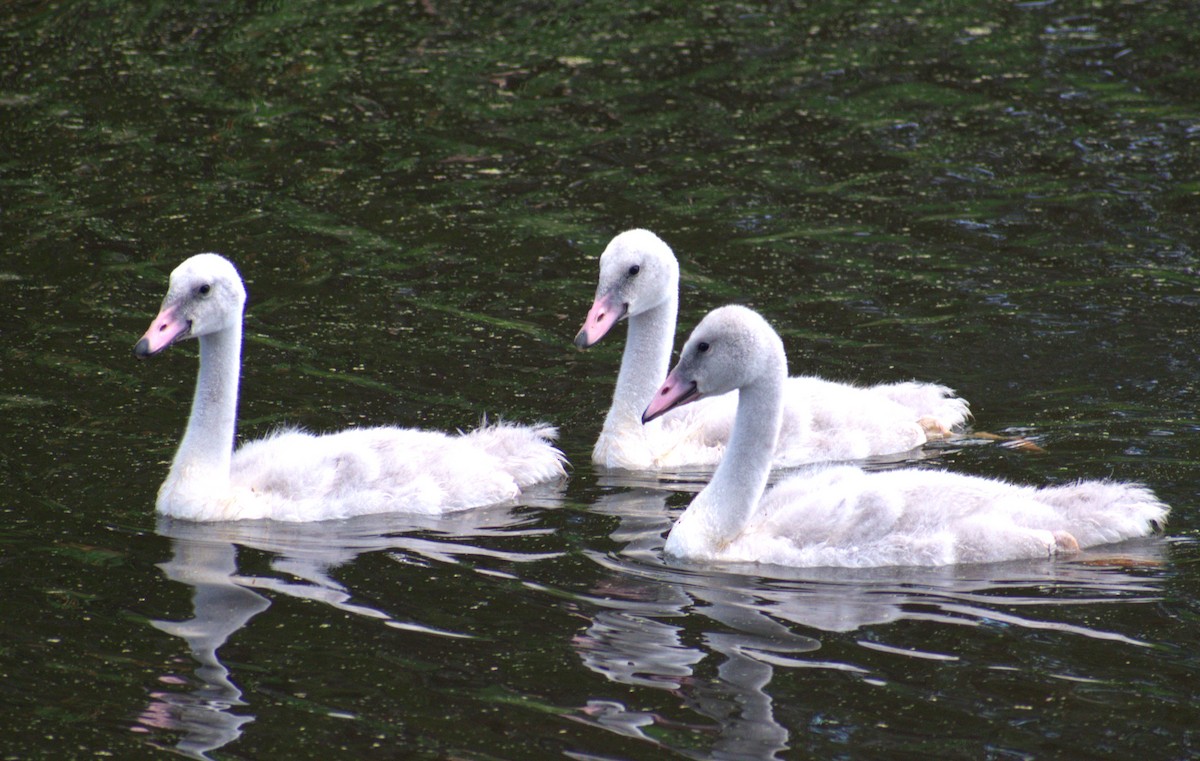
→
(138, 489, 562, 759)
(574, 484, 1169, 759)
(136, 533, 265, 759)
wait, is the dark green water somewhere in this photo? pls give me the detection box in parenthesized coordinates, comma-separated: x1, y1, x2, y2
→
(3, 1, 1199, 758)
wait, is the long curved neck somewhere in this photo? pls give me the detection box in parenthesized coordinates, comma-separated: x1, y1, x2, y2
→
(675, 357, 784, 551)
(602, 293, 678, 433)
(169, 325, 242, 490)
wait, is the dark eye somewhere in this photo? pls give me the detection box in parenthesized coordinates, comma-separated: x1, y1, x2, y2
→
(697, 341, 710, 353)
(197, 284, 211, 296)
(628, 264, 640, 276)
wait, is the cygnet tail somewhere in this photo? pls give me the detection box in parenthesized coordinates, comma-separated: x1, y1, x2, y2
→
(463, 420, 567, 488)
(1038, 480, 1169, 547)
(875, 381, 971, 431)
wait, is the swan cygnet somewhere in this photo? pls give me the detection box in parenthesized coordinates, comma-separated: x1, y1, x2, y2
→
(574, 229, 970, 471)
(134, 253, 566, 522)
(642, 305, 1168, 567)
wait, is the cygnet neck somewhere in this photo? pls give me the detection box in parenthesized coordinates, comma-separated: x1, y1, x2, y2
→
(169, 324, 242, 491)
(680, 351, 785, 548)
(603, 293, 678, 432)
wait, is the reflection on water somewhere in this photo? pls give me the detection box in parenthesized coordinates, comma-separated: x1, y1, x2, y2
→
(572, 486, 1170, 759)
(137, 533, 265, 759)
(137, 491, 562, 759)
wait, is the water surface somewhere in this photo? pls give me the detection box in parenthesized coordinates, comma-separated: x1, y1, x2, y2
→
(2, 1, 1199, 758)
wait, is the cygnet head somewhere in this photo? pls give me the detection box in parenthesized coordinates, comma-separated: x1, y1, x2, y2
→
(574, 229, 680, 348)
(643, 305, 785, 423)
(134, 253, 247, 358)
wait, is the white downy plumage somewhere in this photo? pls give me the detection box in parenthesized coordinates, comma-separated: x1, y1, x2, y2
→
(576, 229, 969, 471)
(135, 253, 565, 522)
(643, 305, 1168, 567)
